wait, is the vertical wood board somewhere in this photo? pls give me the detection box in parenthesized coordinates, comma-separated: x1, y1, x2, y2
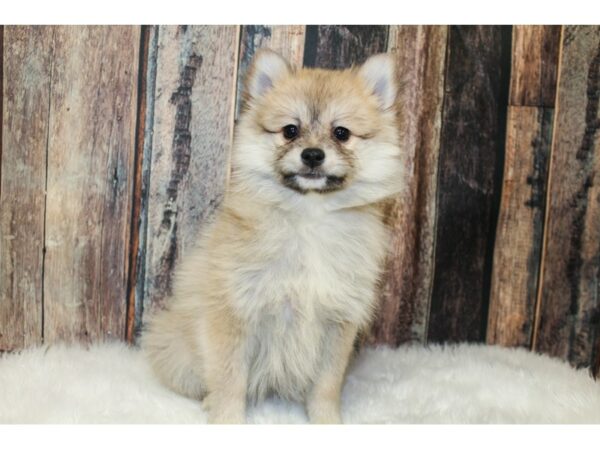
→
(368, 25, 447, 345)
(487, 26, 561, 348)
(0, 26, 53, 349)
(510, 25, 561, 107)
(428, 26, 512, 343)
(141, 26, 240, 319)
(535, 26, 600, 369)
(487, 106, 553, 347)
(43, 26, 140, 343)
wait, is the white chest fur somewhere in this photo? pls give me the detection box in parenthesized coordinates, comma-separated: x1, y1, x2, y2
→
(229, 204, 386, 326)
(225, 202, 388, 400)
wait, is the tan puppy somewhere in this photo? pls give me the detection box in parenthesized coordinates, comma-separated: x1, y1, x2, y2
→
(142, 50, 404, 424)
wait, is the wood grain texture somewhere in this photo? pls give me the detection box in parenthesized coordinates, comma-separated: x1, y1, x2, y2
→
(367, 26, 447, 345)
(510, 26, 561, 107)
(534, 26, 600, 369)
(140, 26, 240, 321)
(0, 25, 3, 193)
(487, 26, 561, 348)
(236, 25, 305, 117)
(303, 25, 388, 69)
(0, 26, 53, 350)
(43, 26, 140, 343)
(428, 26, 512, 343)
(487, 107, 553, 347)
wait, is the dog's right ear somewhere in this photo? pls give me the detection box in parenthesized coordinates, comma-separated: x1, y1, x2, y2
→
(244, 49, 291, 101)
(358, 53, 397, 111)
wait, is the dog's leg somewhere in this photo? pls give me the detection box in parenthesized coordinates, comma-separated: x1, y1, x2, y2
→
(201, 310, 248, 424)
(306, 322, 358, 424)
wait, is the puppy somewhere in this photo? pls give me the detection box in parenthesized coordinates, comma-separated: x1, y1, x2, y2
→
(142, 50, 404, 424)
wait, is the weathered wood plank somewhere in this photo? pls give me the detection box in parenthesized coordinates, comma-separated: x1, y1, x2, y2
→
(0, 25, 3, 190)
(0, 26, 52, 350)
(303, 25, 388, 69)
(428, 26, 512, 343)
(236, 25, 305, 117)
(367, 26, 447, 345)
(534, 26, 600, 369)
(140, 26, 240, 322)
(43, 26, 140, 343)
(510, 26, 561, 107)
(487, 26, 561, 348)
(487, 106, 553, 347)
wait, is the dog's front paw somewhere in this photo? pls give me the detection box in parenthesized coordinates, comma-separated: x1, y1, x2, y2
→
(203, 393, 246, 424)
(307, 399, 342, 424)
(207, 410, 246, 424)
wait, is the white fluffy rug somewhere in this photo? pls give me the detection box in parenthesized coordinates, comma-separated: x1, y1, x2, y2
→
(1, 341, 599, 424)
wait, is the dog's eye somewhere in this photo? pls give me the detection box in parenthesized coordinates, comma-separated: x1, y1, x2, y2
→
(333, 126, 350, 142)
(282, 124, 299, 140)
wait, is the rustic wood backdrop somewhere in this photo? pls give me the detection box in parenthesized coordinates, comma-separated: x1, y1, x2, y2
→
(1, 25, 599, 376)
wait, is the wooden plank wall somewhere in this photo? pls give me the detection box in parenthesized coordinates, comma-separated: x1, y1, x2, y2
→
(1, 26, 140, 346)
(43, 27, 140, 343)
(1, 25, 599, 376)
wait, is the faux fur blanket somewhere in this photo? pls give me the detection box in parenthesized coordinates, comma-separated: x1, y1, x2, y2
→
(1, 342, 599, 423)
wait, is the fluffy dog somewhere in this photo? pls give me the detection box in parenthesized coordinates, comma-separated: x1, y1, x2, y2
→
(142, 49, 404, 424)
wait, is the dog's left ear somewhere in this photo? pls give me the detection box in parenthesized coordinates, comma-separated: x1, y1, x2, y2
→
(358, 53, 397, 110)
(245, 49, 291, 101)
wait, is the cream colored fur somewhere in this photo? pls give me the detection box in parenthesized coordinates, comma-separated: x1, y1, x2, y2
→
(142, 50, 405, 424)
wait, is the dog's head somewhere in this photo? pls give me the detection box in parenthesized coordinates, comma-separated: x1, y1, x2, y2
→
(231, 49, 404, 210)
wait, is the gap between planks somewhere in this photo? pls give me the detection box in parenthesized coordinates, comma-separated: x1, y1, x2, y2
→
(126, 25, 152, 343)
(530, 26, 564, 351)
(40, 27, 57, 344)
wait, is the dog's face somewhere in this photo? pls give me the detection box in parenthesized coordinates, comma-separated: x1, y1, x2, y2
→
(232, 50, 404, 209)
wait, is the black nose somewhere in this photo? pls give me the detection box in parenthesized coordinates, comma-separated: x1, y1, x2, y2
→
(301, 148, 325, 168)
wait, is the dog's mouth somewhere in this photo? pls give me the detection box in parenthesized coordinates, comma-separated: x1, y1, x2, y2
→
(296, 172, 325, 180)
(281, 170, 346, 194)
